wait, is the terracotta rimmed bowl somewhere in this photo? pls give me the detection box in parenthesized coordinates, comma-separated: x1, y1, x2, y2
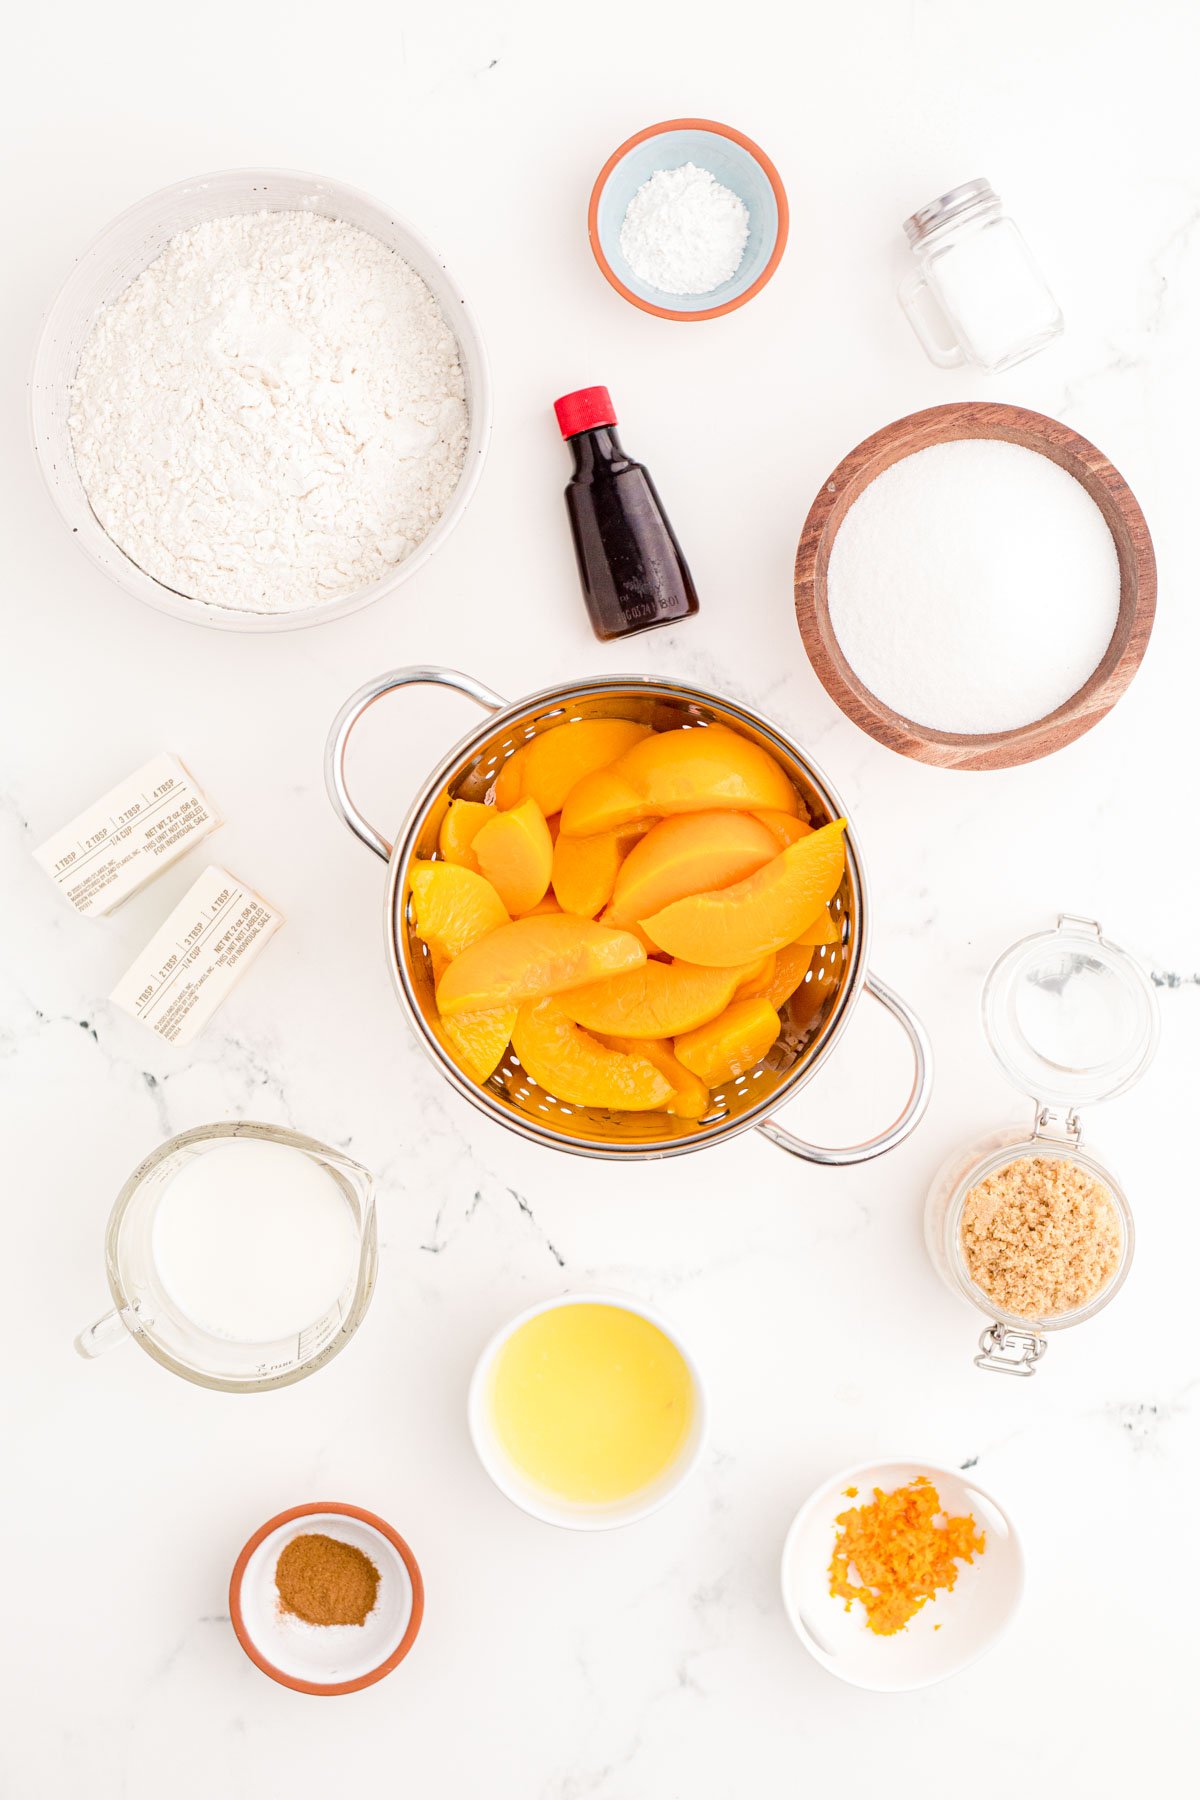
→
(794, 402, 1156, 771)
(230, 1502, 423, 1695)
(588, 119, 788, 322)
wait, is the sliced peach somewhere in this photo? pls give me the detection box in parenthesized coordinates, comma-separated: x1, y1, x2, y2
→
(551, 822, 651, 919)
(495, 719, 652, 814)
(512, 998, 674, 1111)
(754, 808, 813, 849)
(409, 861, 510, 964)
(674, 998, 782, 1087)
(600, 904, 657, 955)
(436, 915, 646, 1017)
(796, 905, 840, 947)
(642, 820, 847, 966)
(557, 958, 749, 1038)
(763, 942, 814, 1010)
(438, 799, 493, 871)
(734, 951, 776, 998)
(473, 797, 554, 915)
(436, 1007, 517, 1083)
(517, 892, 564, 918)
(560, 724, 798, 837)
(608, 810, 778, 927)
(603, 1034, 709, 1120)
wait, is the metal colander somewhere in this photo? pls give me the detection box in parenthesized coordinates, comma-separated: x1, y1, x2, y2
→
(326, 668, 931, 1164)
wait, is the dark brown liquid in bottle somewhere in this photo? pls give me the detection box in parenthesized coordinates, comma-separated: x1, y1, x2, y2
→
(564, 425, 700, 642)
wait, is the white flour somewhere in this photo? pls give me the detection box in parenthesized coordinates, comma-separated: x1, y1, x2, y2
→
(69, 210, 468, 614)
(619, 164, 749, 295)
(827, 440, 1121, 734)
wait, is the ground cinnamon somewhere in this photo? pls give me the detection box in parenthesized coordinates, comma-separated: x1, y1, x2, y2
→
(275, 1533, 380, 1627)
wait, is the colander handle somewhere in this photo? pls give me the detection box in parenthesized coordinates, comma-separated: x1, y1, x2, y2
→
(755, 975, 933, 1166)
(325, 666, 507, 861)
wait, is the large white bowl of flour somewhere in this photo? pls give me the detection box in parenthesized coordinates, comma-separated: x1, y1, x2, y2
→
(30, 169, 492, 631)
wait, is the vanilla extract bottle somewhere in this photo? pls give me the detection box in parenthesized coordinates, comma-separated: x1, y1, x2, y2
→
(554, 386, 700, 642)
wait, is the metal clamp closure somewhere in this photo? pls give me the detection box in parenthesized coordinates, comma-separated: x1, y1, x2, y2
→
(974, 1322, 1047, 1377)
(1033, 1100, 1082, 1144)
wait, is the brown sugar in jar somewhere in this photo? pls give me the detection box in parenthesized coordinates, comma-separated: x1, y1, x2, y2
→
(924, 916, 1157, 1373)
(959, 1154, 1122, 1319)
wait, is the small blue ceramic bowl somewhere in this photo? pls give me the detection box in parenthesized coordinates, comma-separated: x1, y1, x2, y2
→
(588, 118, 788, 321)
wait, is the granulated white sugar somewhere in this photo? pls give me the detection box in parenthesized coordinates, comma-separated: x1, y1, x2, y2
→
(826, 439, 1121, 733)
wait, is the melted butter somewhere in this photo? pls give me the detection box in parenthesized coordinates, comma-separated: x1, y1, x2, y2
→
(490, 1303, 694, 1504)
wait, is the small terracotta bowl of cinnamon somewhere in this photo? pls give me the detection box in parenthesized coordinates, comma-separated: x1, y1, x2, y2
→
(230, 1501, 424, 1696)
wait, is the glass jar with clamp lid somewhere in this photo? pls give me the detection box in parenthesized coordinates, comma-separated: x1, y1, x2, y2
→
(924, 915, 1159, 1376)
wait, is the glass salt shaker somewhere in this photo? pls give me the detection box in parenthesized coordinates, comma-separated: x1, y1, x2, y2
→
(899, 178, 1063, 372)
(924, 916, 1159, 1376)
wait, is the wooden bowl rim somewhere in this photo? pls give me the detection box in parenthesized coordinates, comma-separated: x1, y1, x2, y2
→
(794, 401, 1157, 772)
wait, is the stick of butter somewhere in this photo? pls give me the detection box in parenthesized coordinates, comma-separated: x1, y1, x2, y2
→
(33, 754, 221, 916)
(111, 865, 284, 1045)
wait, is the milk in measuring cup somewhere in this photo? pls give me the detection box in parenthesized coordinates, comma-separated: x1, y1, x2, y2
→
(151, 1138, 361, 1343)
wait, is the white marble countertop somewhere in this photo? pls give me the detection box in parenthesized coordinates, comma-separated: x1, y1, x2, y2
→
(4, 1, 1198, 1792)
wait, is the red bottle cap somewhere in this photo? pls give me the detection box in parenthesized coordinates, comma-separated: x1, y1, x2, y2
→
(553, 386, 617, 439)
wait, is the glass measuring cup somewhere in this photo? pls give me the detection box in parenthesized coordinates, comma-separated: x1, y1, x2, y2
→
(76, 1122, 377, 1392)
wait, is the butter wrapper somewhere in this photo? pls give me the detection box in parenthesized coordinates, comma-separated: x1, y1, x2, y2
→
(111, 865, 283, 1045)
(33, 754, 221, 916)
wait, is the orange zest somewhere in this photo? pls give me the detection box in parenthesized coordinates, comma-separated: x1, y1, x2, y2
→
(828, 1476, 985, 1636)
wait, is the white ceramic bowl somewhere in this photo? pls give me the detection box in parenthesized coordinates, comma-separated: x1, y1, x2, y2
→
(229, 1502, 423, 1695)
(780, 1458, 1024, 1691)
(467, 1291, 708, 1531)
(29, 168, 492, 632)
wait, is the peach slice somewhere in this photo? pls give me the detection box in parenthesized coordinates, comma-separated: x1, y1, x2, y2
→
(674, 998, 782, 1087)
(438, 799, 493, 871)
(473, 798, 554, 915)
(603, 1034, 710, 1120)
(600, 904, 658, 955)
(642, 820, 847, 966)
(608, 810, 778, 927)
(753, 808, 813, 849)
(495, 719, 652, 814)
(436, 915, 646, 1017)
(436, 1007, 517, 1083)
(763, 942, 814, 1010)
(560, 724, 799, 837)
(517, 892, 564, 918)
(409, 861, 510, 965)
(551, 822, 651, 919)
(512, 998, 674, 1111)
(796, 905, 840, 947)
(557, 958, 750, 1038)
(734, 951, 776, 998)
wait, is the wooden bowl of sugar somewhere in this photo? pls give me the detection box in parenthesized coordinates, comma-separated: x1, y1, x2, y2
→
(794, 402, 1156, 771)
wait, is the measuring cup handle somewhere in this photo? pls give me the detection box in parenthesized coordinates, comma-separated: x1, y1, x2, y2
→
(324, 666, 508, 862)
(898, 271, 965, 368)
(75, 1307, 135, 1359)
(755, 974, 933, 1166)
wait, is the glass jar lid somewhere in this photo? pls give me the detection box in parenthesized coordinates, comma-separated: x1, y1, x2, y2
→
(981, 914, 1159, 1110)
(902, 178, 997, 245)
